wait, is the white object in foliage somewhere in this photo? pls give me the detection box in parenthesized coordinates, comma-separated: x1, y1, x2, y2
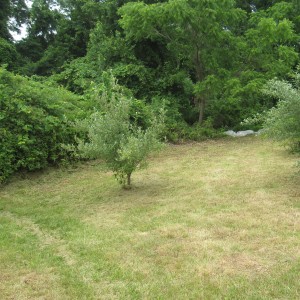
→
(224, 130, 255, 137)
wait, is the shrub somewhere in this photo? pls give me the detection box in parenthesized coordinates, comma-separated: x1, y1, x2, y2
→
(0, 68, 83, 182)
(263, 76, 300, 152)
(165, 118, 222, 143)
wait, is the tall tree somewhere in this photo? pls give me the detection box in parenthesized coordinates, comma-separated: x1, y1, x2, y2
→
(16, 0, 62, 74)
(0, 0, 28, 40)
(119, 0, 244, 123)
(17, 0, 105, 75)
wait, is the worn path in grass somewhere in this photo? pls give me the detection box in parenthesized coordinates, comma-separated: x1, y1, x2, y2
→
(0, 137, 299, 299)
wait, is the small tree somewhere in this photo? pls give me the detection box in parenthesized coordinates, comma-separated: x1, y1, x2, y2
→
(76, 73, 164, 188)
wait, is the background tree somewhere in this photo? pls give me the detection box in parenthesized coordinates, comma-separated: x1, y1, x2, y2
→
(3, 0, 300, 141)
(0, 37, 19, 69)
(51, 0, 299, 134)
(0, 0, 28, 40)
(0, 0, 28, 70)
(16, 0, 103, 75)
(119, 0, 243, 124)
(16, 0, 62, 74)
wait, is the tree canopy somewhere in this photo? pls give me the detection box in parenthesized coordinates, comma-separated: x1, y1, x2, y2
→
(1, 0, 299, 142)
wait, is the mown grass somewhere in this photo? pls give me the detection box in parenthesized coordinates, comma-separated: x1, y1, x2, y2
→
(0, 137, 299, 299)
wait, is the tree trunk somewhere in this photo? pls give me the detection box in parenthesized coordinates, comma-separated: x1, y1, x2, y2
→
(198, 97, 205, 124)
(126, 173, 131, 187)
(194, 48, 206, 124)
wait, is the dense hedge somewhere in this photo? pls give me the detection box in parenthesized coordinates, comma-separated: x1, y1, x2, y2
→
(0, 68, 83, 182)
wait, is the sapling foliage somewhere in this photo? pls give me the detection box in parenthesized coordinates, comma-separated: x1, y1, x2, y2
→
(76, 73, 164, 188)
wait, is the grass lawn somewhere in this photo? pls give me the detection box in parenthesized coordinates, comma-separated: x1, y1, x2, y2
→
(0, 137, 299, 299)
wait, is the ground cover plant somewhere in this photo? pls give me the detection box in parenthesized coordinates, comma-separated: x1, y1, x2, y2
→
(0, 137, 299, 299)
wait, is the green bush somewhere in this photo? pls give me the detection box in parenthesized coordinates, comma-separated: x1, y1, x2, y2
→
(74, 73, 164, 188)
(0, 68, 83, 182)
(165, 118, 222, 143)
(263, 75, 300, 153)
